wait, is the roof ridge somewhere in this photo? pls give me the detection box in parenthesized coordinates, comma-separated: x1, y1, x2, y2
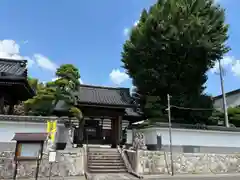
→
(79, 84, 130, 90)
(214, 88, 240, 99)
(0, 58, 27, 64)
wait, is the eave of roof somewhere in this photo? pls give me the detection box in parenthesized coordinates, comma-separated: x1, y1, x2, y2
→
(0, 58, 28, 76)
(0, 59, 36, 98)
(12, 132, 48, 141)
(75, 84, 134, 107)
(213, 88, 240, 100)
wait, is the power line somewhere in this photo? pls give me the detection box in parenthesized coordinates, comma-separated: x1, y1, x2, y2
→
(170, 105, 214, 111)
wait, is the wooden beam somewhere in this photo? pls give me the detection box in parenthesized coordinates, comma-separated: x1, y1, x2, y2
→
(81, 107, 125, 117)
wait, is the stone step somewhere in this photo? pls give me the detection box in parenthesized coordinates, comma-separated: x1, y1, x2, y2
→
(88, 150, 119, 153)
(88, 154, 120, 157)
(88, 165, 126, 169)
(88, 156, 122, 160)
(88, 168, 127, 173)
(88, 147, 118, 152)
(88, 152, 120, 156)
(88, 159, 124, 163)
(89, 162, 125, 166)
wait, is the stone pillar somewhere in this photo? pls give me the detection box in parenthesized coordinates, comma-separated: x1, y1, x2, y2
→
(111, 117, 121, 148)
(111, 118, 116, 148)
(117, 116, 121, 145)
(101, 118, 104, 144)
(119, 116, 123, 146)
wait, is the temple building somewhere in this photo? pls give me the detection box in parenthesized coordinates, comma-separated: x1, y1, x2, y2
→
(54, 85, 142, 148)
(0, 58, 35, 114)
(0, 58, 142, 149)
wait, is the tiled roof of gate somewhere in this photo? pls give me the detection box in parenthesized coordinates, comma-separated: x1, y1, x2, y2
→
(12, 133, 48, 141)
(0, 58, 27, 76)
(75, 85, 134, 107)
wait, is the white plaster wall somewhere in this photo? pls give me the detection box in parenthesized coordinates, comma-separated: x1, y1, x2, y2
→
(126, 130, 132, 144)
(0, 121, 46, 142)
(127, 128, 240, 148)
(214, 93, 240, 110)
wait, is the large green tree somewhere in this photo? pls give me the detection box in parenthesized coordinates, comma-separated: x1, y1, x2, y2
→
(13, 77, 44, 115)
(122, 0, 229, 124)
(24, 64, 83, 122)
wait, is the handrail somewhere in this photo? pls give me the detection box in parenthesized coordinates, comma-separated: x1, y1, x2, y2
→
(117, 146, 143, 179)
(84, 131, 89, 179)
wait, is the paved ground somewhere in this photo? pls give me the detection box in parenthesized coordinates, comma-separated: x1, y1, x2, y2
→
(143, 174, 240, 180)
(87, 173, 240, 180)
(10, 174, 240, 180)
(5, 176, 86, 180)
(87, 173, 139, 180)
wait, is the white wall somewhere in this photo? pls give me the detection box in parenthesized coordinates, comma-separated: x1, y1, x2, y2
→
(127, 127, 240, 148)
(214, 92, 240, 110)
(0, 121, 46, 142)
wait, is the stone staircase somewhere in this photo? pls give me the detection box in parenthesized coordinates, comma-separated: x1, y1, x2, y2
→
(87, 146, 128, 173)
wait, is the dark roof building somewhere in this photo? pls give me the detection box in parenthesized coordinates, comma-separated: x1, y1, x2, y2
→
(75, 85, 134, 107)
(55, 84, 141, 121)
(54, 84, 142, 148)
(0, 58, 35, 114)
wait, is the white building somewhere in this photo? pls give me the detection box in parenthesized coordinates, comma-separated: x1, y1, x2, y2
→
(127, 123, 240, 153)
(213, 89, 240, 111)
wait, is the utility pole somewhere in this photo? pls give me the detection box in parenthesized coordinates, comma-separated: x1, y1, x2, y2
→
(167, 94, 174, 176)
(218, 59, 229, 127)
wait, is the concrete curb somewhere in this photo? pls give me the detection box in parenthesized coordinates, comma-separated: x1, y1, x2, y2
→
(2, 176, 86, 180)
(143, 173, 240, 179)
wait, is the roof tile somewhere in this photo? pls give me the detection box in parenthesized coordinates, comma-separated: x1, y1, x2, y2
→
(12, 133, 48, 141)
(76, 85, 133, 106)
(0, 58, 27, 76)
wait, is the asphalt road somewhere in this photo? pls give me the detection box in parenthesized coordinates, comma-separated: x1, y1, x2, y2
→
(12, 174, 240, 180)
(144, 174, 240, 180)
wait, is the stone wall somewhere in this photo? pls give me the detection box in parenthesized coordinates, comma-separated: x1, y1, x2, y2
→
(0, 148, 84, 179)
(126, 150, 240, 175)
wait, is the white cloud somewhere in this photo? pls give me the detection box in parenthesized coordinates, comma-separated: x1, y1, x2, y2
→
(210, 56, 240, 76)
(0, 40, 34, 67)
(109, 69, 129, 85)
(211, 56, 235, 73)
(123, 20, 139, 36)
(123, 28, 130, 36)
(231, 59, 240, 76)
(0, 39, 59, 72)
(79, 78, 83, 84)
(34, 54, 58, 71)
(134, 20, 139, 26)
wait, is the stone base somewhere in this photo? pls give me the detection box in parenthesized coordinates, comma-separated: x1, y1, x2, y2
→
(0, 148, 84, 179)
(146, 144, 161, 151)
(55, 143, 67, 150)
(137, 150, 240, 175)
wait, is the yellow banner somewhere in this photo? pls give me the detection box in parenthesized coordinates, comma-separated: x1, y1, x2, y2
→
(47, 120, 57, 142)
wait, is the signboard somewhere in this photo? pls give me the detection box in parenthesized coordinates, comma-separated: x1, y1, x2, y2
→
(49, 151, 56, 162)
(16, 143, 42, 160)
(157, 135, 162, 150)
(47, 120, 57, 142)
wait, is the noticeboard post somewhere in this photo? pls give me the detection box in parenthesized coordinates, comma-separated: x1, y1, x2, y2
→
(48, 151, 56, 180)
(12, 133, 48, 180)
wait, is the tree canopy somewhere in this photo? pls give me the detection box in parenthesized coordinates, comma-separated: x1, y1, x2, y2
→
(24, 64, 83, 122)
(122, 0, 229, 124)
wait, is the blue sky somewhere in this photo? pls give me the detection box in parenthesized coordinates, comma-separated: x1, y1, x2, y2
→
(0, 0, 239, 96)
